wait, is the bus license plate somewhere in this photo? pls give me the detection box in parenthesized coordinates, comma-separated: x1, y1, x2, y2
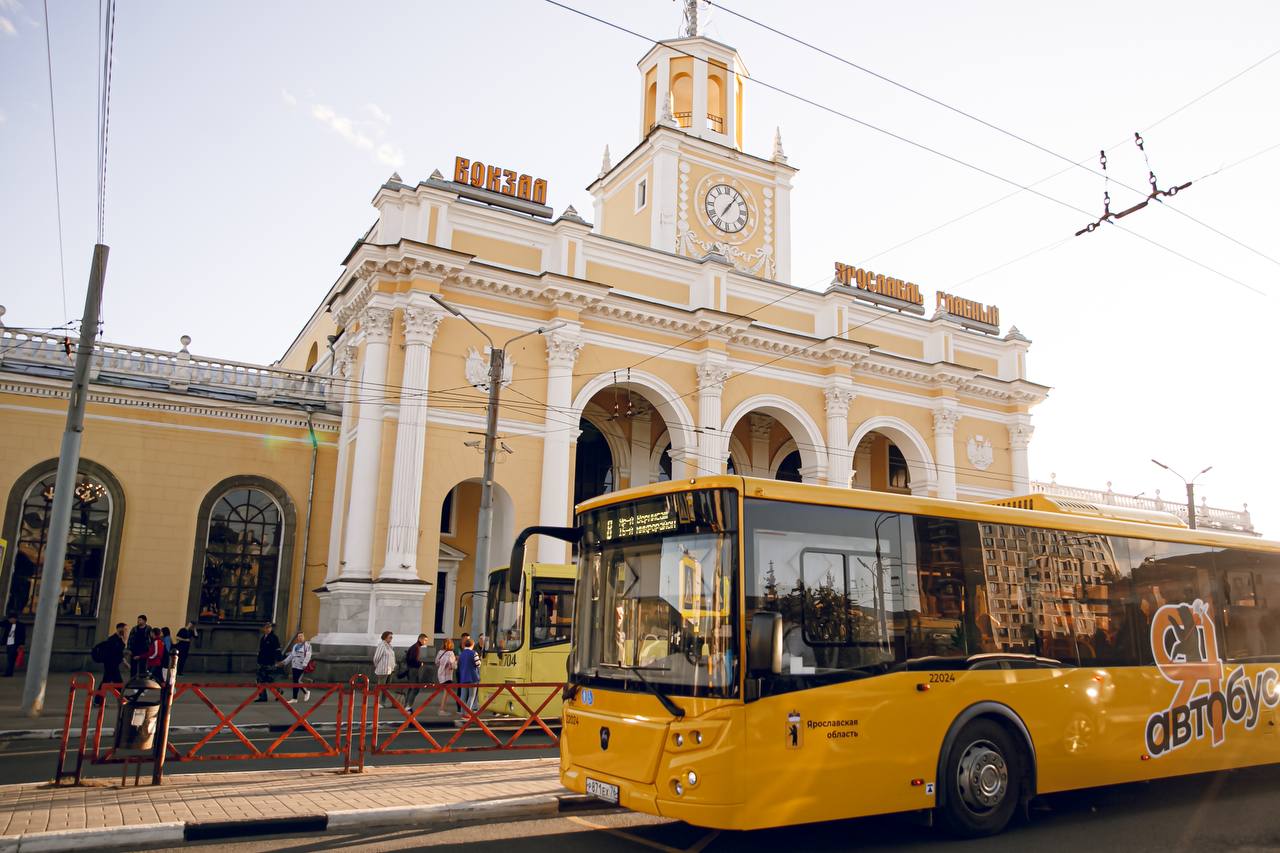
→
(586, 777, 619, 804)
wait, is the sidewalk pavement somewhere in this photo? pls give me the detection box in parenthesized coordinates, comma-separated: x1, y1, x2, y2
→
(0, 757, 587, 851)
(0, 671, 486, 740)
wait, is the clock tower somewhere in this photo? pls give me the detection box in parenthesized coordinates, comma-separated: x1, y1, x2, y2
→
(588, 33, 797, 283)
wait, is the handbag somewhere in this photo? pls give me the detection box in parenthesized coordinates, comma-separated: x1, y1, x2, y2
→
(303, 660, 317, 674)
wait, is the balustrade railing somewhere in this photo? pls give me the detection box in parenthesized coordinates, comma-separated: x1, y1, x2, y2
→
(0, 327, 332, 409)
(1032, 478, 1255, 535)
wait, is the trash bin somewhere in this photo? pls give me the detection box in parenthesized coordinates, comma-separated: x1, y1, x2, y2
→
(114, 676, 163, 751)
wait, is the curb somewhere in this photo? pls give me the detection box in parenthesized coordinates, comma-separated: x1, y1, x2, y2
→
(0, 793, 613, 852)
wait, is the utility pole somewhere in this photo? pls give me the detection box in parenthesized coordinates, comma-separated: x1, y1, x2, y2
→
(23, 244, 109, 717)
(430, 294, 564, 641)
(1151, 459, 1212, 530)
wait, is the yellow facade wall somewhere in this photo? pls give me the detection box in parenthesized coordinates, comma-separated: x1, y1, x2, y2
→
(586, 261, 689, 306)
(0, 391, 336, 635)
(452, 230, 543, 272)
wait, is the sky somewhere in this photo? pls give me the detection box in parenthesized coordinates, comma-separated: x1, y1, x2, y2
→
(1, 1, 1277, 532)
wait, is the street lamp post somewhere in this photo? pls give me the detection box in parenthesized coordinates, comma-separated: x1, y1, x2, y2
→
(1151, 459, 1212, 530)
(430, 294, 564, 640)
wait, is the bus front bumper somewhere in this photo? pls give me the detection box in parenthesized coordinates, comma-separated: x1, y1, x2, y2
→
(561, 764, 747, 830)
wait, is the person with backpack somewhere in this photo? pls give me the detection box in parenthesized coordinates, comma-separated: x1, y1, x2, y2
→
(91, 623, 127, 707)
(283, 631, 312, 703)
(457, 636, 480, 714)
(126, 615, 150, 677)
(434, 639, 458, 715)
(402, 633, 429, 708)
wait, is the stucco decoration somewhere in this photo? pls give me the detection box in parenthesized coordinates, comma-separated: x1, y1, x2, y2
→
(465, 347, 514, 390)
(967, 434, 994, 470)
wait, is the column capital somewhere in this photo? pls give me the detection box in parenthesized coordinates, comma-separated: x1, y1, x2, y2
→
(1009, 422, 1035, 450)
(545, 329, 584, 368)
(361, 306, 393, 344)
(696, 362, 733, 394)
(932, 405, 961, 436)
(402, 306, 444, 346)
(824, 385, 855, 417)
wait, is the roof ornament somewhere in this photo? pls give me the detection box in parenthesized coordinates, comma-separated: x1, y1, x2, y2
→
(387, 172, 403, 185)
(679, 0, 698, 37)
(429, 168, 444, 181)
(772, 127, 787, 164)
(599, 145, 611, 178)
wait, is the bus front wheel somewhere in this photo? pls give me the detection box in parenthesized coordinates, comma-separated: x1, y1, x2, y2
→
(937, 719, 1021, 838)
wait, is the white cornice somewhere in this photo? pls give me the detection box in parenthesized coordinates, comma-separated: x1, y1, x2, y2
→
(0, 378, 342, 433)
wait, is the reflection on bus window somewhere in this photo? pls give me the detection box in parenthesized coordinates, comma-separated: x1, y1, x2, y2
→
(532, 579, 574, 648)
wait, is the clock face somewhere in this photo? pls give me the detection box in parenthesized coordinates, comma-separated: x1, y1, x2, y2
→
(704, 184, 749, 234)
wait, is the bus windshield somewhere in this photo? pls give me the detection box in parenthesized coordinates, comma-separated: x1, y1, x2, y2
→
(572, 489, 739, 699)
(487, 568, 524, 654)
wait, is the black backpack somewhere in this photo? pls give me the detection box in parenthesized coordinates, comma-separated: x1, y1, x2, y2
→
(90, 640, 108, 664)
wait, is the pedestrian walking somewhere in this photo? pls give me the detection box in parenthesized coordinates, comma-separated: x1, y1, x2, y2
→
(161, 626, 173, 656)
(4, 614, 26, 677)
(145, 627, 165, 681)
(90, 623, 127, 706)
(175, 621, 197, 675)
(403, 633, 429, 708)
(126, 615, 150, 677)
(434, 639, 458, 715)
(255, 622, 282, 702)
(284, 632, 312, 703)
(458, 636, 480, 714)
(372, 631, 396, 708)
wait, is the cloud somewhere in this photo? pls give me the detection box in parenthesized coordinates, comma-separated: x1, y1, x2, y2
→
(376, 144, 404, 168)
(364, 103, 392, 125)
(0, 109, 6, 124)
(311, 103, 375, 151)
(0, 16, 16, 36)
(280, 88, 297, 107)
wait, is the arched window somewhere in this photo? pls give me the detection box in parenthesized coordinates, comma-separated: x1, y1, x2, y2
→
(196, 486, 283, 624)
(6, 473, 111, 618)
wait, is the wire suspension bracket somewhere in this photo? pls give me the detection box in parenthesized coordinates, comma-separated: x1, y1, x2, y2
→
(1076, 133, 1192, 237)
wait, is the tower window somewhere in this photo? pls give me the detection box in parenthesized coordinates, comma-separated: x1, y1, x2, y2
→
(635, 178, 647, 212)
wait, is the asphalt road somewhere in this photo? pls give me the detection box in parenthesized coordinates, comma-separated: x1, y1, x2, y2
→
(159, 763, 1280, 853)
(1, 722, 557, 784)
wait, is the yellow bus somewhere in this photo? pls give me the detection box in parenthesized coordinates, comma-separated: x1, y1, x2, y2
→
(480, 562, 575, 718)
(507, 476, 1280, 836)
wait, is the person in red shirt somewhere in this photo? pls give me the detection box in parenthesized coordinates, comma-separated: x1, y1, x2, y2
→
(145, 627, 165, 681)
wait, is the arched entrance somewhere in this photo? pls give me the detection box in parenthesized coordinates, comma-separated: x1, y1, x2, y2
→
(570, 370, 698, 497)
(721, 395, 826, 483)
(433, 478, 516, 641)
(849, 418, 937, 497)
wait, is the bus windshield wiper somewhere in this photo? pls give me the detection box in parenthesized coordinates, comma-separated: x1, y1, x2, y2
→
(596, 662, 685, 719)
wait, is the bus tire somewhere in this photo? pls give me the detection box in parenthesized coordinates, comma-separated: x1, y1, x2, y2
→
(937, 718, 1022, 838)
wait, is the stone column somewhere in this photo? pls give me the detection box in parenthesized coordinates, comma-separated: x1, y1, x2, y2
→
(340, 306, 393, 579)
(324, 346, 357, 583)
(695, 357, 732, 477)
(932, 403, 960, 501)
(824, 380, 855, 488)
(1009, 421, 1034, 494)
(749, 413, 772, 477)
(537, 328, 583, 564)
(380, 307, 444, 580)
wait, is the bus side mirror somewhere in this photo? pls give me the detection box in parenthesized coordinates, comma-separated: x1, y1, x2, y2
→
(458, 601, 468, 628)
(748, 611, 782, 676)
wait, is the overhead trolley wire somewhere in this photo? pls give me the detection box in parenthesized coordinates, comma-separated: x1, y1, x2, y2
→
(540, 1, 1265, 296)
(709, 2, 1280, 269)
(40, 0, 69, 321)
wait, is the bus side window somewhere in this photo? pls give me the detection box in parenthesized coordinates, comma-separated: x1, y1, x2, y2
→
(532, 579, 575, 648)
(1124, 538, 1218, 665)
(1219, 550, 1280, 661)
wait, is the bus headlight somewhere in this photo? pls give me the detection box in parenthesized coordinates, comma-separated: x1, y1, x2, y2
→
(693, 731, 703, 745)
(686, 771, 698, 787)
(674, 733, 684, 747)
(672, 779, 684, 796)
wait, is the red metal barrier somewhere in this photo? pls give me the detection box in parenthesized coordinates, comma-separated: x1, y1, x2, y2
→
(359, 681, 562, 770)
(56, 675, 563, 782)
